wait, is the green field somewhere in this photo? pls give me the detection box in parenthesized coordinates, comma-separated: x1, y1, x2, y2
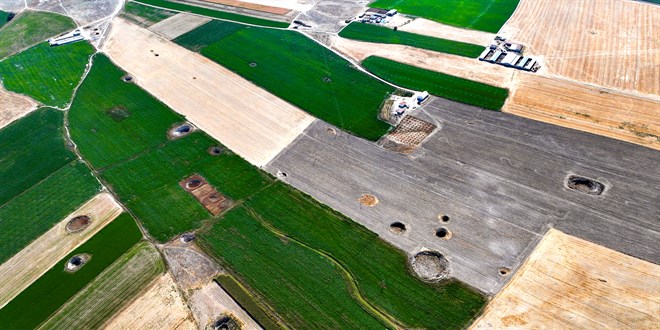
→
(339, 23, 483, 57)
(175, 24, 394, 140)
(39, 242, 164, 329)
(0, 11, 76, 59)
(173, 19, 244, 52)
(0, 161, 100, 264)
(119, 1, 176, 27)
(370, 0, 519, 33)
(200, 183, 485, 329)
(69, 55, 184, 168)
(0, 108, 77, 205)
(363, 56, 509, 110)
(0, 11, 10, 29)
(0, 42, 95, 107)
(216, 275, 284, 330)
(131, 0, 289, 28)
(69, 54, 271, 242)
(0, 214, 142, 329)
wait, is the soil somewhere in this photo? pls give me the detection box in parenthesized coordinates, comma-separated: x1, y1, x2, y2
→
(148, 13, 211, 41)
(162, 244, 224, 293)
(66, 215, 92, 232)
(0, 84, 39, 130)
(471, 229, 660, 329)
(198, 0, 290, 14)
(208, 146, 223, 156)
(188, 282, 262, 330)
(211, 314, 241, 330)
(411, 251, 449, 282)
(378, 115, 436, 154)
(358, 194, 378, 207)
(104, 18, 314, 167)
(179, 175, 232, 215)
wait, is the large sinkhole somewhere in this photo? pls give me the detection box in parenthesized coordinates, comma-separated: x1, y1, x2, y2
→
(566, 175, 605, 195)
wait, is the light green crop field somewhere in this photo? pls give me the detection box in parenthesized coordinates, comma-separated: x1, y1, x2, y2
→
(178, 25, 394, 140)
(39, 242, 164, 330)
(363, 56, 509, 110)
(0, 161, 100, 264)
(69, 54, 184, 168)
(0, 42, 95, 107)
(132, 0, 289, 28)
(339, 23, 484, 57)
(369, 0, 519, 33)
(119, 1, 176, 28)
(0, 108, 77, 205)
(200, 183, 486, 329)
(0, 11, 76, 59)
(0, 214, 142, 329)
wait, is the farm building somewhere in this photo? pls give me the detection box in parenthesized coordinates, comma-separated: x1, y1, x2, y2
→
(48, 29, 84, 46)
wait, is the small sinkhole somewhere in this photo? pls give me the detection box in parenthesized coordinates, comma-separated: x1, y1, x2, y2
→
(566, 175, 605, 195)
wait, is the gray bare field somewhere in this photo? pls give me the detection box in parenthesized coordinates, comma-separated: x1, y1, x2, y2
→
(266, 97, 660, 294)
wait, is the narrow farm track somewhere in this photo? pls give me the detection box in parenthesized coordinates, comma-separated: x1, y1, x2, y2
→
(247, 209, 405, 330)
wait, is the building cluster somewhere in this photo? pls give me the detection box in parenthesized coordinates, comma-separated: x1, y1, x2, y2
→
(48, 29, 85, 46)
(357, 7, 398, 24)
(479, 36, 540, 72)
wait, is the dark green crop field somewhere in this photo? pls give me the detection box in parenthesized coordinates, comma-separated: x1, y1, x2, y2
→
(339, 23, 483, 57)
(185, 26, 394, 140)
(0, 161, 100, 264)
(69, 54, 184, 168)
(132, 0, 289, 28)
(119, 1, 176, 27)
(0, 10, 10, 29)
(363, 56, 509, 110)
(369, 0, 519, 33)
(216, 275, 284, 330)
(0, 108, 76, 205)
(0, 42, 95, 107)
(0, 214, 142, 329)
(173, 19, 245, 52)
(200, 183, 485, 329)
(0, 11, 76, 59)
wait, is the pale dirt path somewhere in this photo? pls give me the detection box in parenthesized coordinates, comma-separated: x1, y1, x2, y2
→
(147, 13, 211, 40)
(0, 84, 39, 129)
(103, 273, 197, 330)
(500, 0, 660, 98)
(399, 18, 495, 46)
(0, 192, 122, 308)
(332, 36, 660, 150)
(103, 18, 315, 167)
(471, 228, 660, 329)
(188, 282, 263, 330)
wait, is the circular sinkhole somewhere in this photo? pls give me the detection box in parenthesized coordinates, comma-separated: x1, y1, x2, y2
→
(326, 127, 337, 136)
(208, 146, 223, 156)
(66, 215, 91, 233)
(211, 315, 240, 330)
(186, 179, 203, 189)
(439, 214, 450, 222)
(121, 75, 133, 82)
(180, 233, 196, 243)
(389, 221, 407, 234)
(169, 123, 194, 139)
(65, 254, 90, 273)
(566, 175, 605, 195)
(358, 194, 379, 207)
(435, 227, 452, 239)
(411, 251, 449, 282)
(499, 267, 511, 276)
(249, 62, 257, 67)
(322, 76, 332, 83)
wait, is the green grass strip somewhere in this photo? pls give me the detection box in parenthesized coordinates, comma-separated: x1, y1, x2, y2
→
(39, 242, 164, 330)
(0, 42, 95, 107)
(0, 108, 77, 205)
(369, 0, 519, 33)
(0, 161, 100, 264)
(339, 23, 483, 58)
(131, 0, 289, 28)
(215, 275, 285, 330)
(363, 56, 508, 110)
(196, 26, 394, 140)
(0, 11, 76, 59)
(0, 214, 143, 329)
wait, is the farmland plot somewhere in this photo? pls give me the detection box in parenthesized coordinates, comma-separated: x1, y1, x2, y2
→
(0, 214, 142, 329)
(0, 42, 95, 107)
(0, 11, 76, 59)
(39, 242, 165, 329)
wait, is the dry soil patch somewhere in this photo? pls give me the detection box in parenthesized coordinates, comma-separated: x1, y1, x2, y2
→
(148, 13, 211, 40)
(0, 84, 39, 130)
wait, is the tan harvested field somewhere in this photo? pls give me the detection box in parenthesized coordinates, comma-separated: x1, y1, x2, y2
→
(471, 229, 660, 329)
(148, 13, 211, 40)
(500, 0, 660, 97)
(332, 36, 511, 88)
(104, 273, 196, 330)
(199, 0, 290, 14)
(0, 193, 121, 308)
(189, 282, 262, 330)
(333, 36, 660, 149)
(504, 74, 660, 150)
(399, 18, 495, 46)
(104, 18, 315, 167)
(0, 84, 39, 129)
